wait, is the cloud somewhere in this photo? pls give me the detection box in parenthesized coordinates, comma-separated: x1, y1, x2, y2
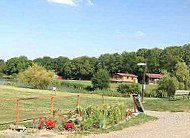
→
(87, 0, 94, 6)
(47, 0, 77, 6)
(136, 31, 145, 38)
(46, 0, 94, 6)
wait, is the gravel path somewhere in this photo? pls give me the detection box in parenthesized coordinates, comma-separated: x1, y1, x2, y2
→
(84, 111, 190, 138)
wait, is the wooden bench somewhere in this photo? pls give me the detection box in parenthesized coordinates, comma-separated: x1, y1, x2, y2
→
(175, 90, 190, 99)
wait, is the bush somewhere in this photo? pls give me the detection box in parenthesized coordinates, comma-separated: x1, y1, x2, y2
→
(17, 63, 55, 89)
(92, 69, 110, 90)
(117, 83, 140, 94)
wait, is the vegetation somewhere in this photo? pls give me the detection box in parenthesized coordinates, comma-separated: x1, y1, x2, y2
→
(0, 44, 190, 83)
(0, 85, 190, 127)
(117, 83, 140, 94)
(92, 69, 110, 90)
(17, 64, 55, 89)
(158, 61, 190, 98)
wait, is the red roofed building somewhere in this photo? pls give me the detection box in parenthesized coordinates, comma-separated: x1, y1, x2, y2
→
(145, 73, 164, 84)
(111, 73, 138, 83)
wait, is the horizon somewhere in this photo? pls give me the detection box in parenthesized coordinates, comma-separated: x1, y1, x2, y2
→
(0, 0, 190, 60)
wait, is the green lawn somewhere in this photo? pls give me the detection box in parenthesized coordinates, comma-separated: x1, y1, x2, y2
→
(0, 85, 190, 127)
(0, 85, 133, 125)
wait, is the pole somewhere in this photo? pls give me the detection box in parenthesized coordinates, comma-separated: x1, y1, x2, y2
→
(16, 99, 20, 126)
(50, 97, 54, 116)
(142, 66, 146, 102)
(133, 95, 137, 113)
(102, 94, 105, 104)
(77, 95, 80, 106)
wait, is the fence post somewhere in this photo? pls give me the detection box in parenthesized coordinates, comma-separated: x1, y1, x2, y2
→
(16, 99, 20, 126)
(102, 94, 105, 104)
(77, 95, 80, 106)
(50, 97, 54, 116)
(133, 95, 137, 113)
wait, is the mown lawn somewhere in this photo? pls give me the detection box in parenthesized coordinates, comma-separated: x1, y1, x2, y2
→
(0, 85, 133, 125)
(0, 85, 190, 127)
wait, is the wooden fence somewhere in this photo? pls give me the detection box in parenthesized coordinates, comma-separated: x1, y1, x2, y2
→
(0, 94, 105, 126)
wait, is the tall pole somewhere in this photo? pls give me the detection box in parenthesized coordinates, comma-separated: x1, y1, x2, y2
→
(142, 66, 146, 102)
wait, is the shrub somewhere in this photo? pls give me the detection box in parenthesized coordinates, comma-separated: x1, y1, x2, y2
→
(117, 83, 140, 94)
(92, 69, 110, 90)
(17, 63, 55, 89)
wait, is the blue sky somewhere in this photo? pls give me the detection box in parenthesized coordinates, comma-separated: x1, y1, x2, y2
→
(0, 0, 190, 60)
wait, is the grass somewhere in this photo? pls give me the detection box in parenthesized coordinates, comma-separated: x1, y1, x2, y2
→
(1, 84, 190, 130)
(0, 85, 133, 126)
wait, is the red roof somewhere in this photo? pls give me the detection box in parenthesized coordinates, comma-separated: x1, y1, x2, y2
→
(116, 73, 138, 78)
(146, 73, 164, 79)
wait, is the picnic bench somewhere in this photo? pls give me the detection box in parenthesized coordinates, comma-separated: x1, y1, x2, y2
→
(175, 90, 190, 99)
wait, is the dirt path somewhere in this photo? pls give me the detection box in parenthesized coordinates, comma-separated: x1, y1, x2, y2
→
(84, 111, 190, 138)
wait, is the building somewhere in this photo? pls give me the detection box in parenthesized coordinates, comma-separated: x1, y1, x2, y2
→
(111, 73, 138, 83)
(145, 73, 164, 84)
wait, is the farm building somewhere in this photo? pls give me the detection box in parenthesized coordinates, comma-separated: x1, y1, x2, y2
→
(111, 73, 138, 83)
(145, 73, 163, 84)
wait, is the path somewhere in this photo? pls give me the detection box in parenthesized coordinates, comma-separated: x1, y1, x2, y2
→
(84, 111, 190, 138)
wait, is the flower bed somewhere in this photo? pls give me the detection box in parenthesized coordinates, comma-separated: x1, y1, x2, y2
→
(26, 103, 135, 133)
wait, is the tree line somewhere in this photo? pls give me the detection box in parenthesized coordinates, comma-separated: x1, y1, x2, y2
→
(1, 44, 190, 81)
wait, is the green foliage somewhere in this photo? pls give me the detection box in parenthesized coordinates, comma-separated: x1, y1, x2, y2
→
(117, 83, 140, 94)
(17, 63, 55, 89)
(92, 69, 110, 90)
(62, 56, 97, 80)
(6, 56, 31, 75)
(175, 62, 189, 89)
(158, 72, 179, 97)
(54, 80, 91, 90)
(74, 104, 127, 130)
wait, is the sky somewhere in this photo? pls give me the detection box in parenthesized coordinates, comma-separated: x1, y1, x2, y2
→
(0, 0, 190, 60)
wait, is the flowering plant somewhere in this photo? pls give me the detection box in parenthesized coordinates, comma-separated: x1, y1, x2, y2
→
(46, 119, 56, 129)
(64, 122, 74, 131)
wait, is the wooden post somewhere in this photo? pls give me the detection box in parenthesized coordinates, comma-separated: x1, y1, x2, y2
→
(133, 95, 137, 113)
(102, 94, 105, 104)
(16, 99, 20, 126)
(77, 95, 80, 106)
(50, 97, 54, 116)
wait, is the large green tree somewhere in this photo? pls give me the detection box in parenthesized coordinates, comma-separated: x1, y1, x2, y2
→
(6, 56, 31, 75)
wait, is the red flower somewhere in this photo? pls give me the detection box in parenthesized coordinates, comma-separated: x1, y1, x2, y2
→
(64, 123, 74, 130)
(38, 122, 44, 129)
(46, 120, 55, 128)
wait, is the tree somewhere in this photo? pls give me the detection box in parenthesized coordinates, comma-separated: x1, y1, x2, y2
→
(33, 56, 54, 70)
(159, 46, 183, 73)
(0, 59, 6, 73)
(17, 64, 55, 89)
(52, 56, 69, 75)
(6, 56, 31, 75)
(98, 53, 123, 75)
(92, 69, 110, 90)
(158, 72, 179, 99)
(175, 62, 189, 89)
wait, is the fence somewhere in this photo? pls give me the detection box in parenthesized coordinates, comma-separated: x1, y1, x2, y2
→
(0, 93, 106, 126)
